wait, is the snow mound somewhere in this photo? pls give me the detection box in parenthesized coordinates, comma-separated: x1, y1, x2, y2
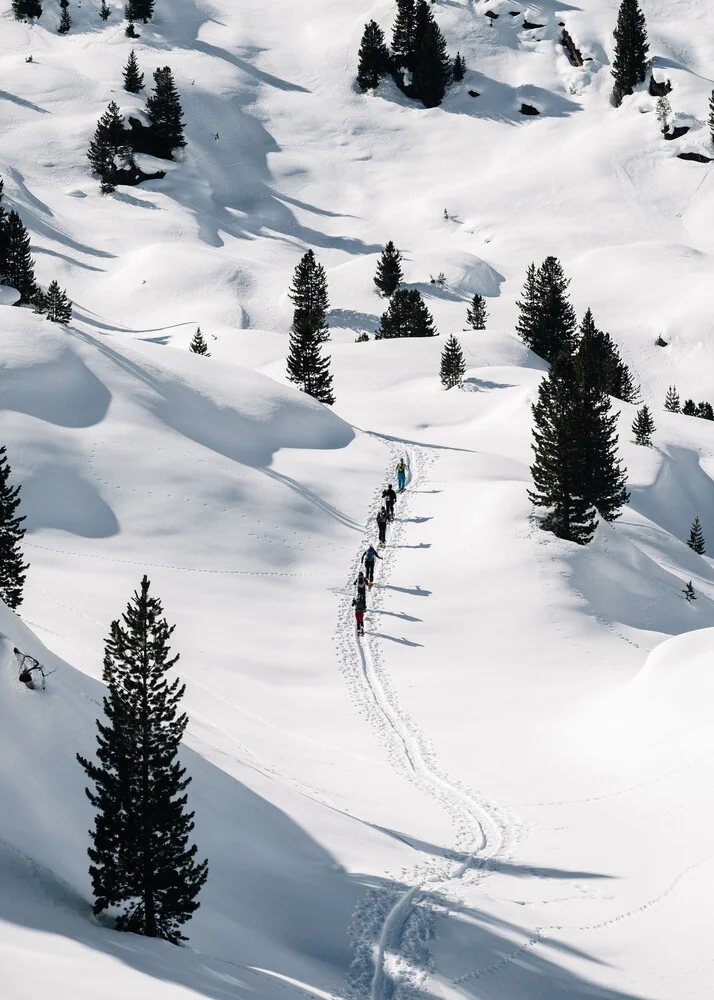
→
(0, 286, 21, 306)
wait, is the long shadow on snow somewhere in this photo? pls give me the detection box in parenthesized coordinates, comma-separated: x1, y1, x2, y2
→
(0, 89, 50, 114)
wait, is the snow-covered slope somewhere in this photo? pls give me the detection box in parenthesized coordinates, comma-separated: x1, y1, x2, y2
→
(2, 0, 714, 997)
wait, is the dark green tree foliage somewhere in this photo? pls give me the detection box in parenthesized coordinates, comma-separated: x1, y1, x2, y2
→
(466, 293, 487, 330)
(414, 20, 451, 108)
(529, 355, 597, 545)
(1, 210, 36, 304)
(0, 447, 28, 609)
(453, 52, 466, 82)
(357, 20, 390, 91)
(189, 327, 210, 356)
(31, 288, 47, 314)
(632, 405, 655, 445)
(683, 580, 696, 602)
(611, 0, 649, 102)
(124, 0, 139, 19)
(145, 67, 186, 159)
(697, 401, 714, 421)
(286, 327, 335, 404)
(12, 0, 42, 18)
(517, 257, 576, 364)
(374, 241, 403, 296)
(413, 0, 434, 54)
(687, 516, 705, 555)
(664, 385, 680, 412)
(125, 19, 138, 36)
(58, 1, 71, 32)
(515, 262, 538, 352)
(575, 308, 639, 403)
(391, 0, 416, 73)
(682, 398, 697, 416)
(99, 0, 110, 19)
(133, 0, 153, 22)
(123, 49, 144, 92)
(440, 334, 465, 389)
(376, 288, 437, 338)
(289, 249, 329, 344)
(77, 577, 208, 943)
(87, 101, 135, 193)
(44, 279, 72, 324)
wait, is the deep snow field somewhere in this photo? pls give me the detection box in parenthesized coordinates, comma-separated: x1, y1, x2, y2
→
(2, 0, 714, 997)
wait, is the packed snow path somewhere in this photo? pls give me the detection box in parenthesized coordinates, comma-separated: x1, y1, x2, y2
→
(336, 445, 519, 999)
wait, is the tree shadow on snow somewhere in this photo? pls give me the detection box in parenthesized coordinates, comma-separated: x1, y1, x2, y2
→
(327, 308, 380, 333)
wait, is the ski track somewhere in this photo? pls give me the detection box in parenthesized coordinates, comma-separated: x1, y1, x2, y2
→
(337, 443, 520, 1000)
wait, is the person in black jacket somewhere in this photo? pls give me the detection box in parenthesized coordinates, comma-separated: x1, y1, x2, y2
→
(361, 544, 382, 586)
(354, 570, 367, 605)
(376, 506, 388, 547)
(382, 484, 397, 521)
(352, 591, 367, 636)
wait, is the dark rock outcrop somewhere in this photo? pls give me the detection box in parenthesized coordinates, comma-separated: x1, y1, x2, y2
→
(561, 28, 583, 67)
(520, 103, 540, 116)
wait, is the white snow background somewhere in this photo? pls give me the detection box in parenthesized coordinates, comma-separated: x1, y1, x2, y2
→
(2, 0, 714, 997)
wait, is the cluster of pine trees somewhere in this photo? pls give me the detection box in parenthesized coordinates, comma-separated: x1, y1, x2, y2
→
(12, 0, 42, 19)
(357, 0, 456, 108)
(88, 62, 185, 192)
(664, 386, 714, 420)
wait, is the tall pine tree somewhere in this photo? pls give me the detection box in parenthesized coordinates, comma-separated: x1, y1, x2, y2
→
(687, 516, 705, 555)
(357, 21, 390, 91)
(57, 1, 71, 32)
(12, 0, 42, 18)
(77, 577, 208, 943)
(133, 0, 153, 22)
(374, 241, 403, 296)
(286, 327, 335, 404)
(0, 447, 28, 609)
(44, 279, 72, 324)
(632, 405, 655, 445)
(145, 67, 186, 159)
(1, 210, 36, 304)
(376, 288, 437, 338)
(289, 250, 329, 344)
(576, 350, 629, 522)
(466, 293, 488, 330)
(440, 334, 465, 388)
(414, 20, 451, 108)
(576, 308, 639, 403)
(664, 385, 680, 412)
(123, 49, 144, 93)
(87, 101, 135, 193)
(391, 0, 416, 75)
(611, 0, 649, 103)
(453, 52, 466, 82)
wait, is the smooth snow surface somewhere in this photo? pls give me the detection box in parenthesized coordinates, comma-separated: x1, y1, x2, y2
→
(2, 0, 714, 997)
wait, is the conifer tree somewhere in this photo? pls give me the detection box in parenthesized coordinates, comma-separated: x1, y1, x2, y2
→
(697, 401, 714, 421)
(391, 0, 416, 75)
(357, 20, 390, 91)
(611, 0, 649, 103)
(289, 250, 329, 344)
(77, 577, 208, 942)
(414, 21, 451, 108)
(376, 288, 437, 338)
(373, 241, 403, 297)
(57, 1, 71, 32)
(709, 89, 714, 144)
(12, 0, 42, 18)
(413, 0, 434, 54)
(0, 447, 28, 610)
(517, 257, 576, 363)
(632, 405, 655, 445)
(1, 210, 36, 304)
(515, 262, 538, 350)
(124, 0, 139, 20)
(123, 49, 144, 93)
(682, 398, 697, 416)
(31, 287, 47, 315)
(125, 19, 138, 36)
(575, 308, 639, 403)
(529, 355, 597, 545)
(687, 516, 705, 555)
(44, 279, 72, 324)
(664, 385, 680, 412)
(189, 327, 210, 356)
(133, 0, 153, 22)
(99, 0, 110, 19)
(286, 327, 335, 404)
(145, 67, 186, 159)
(682, 580, 696, 602)
(466, 293, 487, 330)
(87, 101, 134, 193)
(453, 52, 466, 82)
(440, 334, 465, 389)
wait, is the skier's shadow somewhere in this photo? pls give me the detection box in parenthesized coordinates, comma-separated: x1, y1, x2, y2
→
(380, 584, 432, 597)
(369, 632, 424, 647)
(372, 609, 423, 623)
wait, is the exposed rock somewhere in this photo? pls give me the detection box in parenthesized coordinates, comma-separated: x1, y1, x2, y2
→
(509, 10, 521, 15)
(655, 336, 668, 347)
(522, 20, 545, 28)
(520, 103, 540, 116)
(468, 89, 480, 97)
(678, 152, 712, 163)
(649, 75, 672, 97)
(485, 10, 499, 19)
(664, 126, 690, 141)
(561, 28, 583, 67)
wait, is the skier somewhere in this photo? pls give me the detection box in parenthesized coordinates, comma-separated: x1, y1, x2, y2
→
(361, 544, 382, 586)
(376, 506, 388, 547)
(352, 591, 367, 636)
(354, 570, 368, 605)
(382, 484, 397, 522)
(396, 457, 408, 492)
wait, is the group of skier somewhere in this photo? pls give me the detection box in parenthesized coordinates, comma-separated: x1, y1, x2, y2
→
(352, 457, 409, 637)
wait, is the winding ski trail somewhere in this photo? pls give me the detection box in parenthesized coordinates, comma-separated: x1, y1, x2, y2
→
(337, 444, 520, 1000)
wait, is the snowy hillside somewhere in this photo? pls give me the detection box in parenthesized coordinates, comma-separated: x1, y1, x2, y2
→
(3, 0, 714, 997)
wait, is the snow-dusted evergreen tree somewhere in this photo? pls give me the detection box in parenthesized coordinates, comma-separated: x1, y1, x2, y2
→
(189, 327, 210, 356)
(286, 326, 335, 404)
(77, 577, 208, 943)
(632, 405, 655, 445)
(0, 447, 28, 610)
(123, 49, 144, 92)
(529, 355, 597, 545)
(466, 293, 487, 330)
(517, 257, 576, 364)
(99, 0, 110, 19)
(12, 0, 42, 18)
(611, 0, 648, 103)
(664, 385, 680, 412)
(709, 89, 714, 144)
(87, 101, 134, 193)
(391, 0, 416, 75)
(57, 1, 71, 32)
(44, 280, 72, 324)
(687, 517, 706, 555)
(1, 210, 37, 304)
(452, 52, 466, 82)
(146, 67, 186, 159)
(373, 241, 403, 296)
(440, 334, 466, 389)
(376, 288, 436, 338)
(655, 94, 671, 134)
(682, 580, 696, 602)
(289, 249, 329, 344)
(575, 308, 639, 403)
(682, 398, 697, 416)
(357, 21, 390, 91)
(414, 21, 451, 108)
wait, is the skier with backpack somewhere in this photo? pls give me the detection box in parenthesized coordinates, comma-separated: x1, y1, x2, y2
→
(396, 457, 408, 492)
(382, 484, 397, 522)
(376, 506, 388, 547)
(352, 590, 367, 636)
(354, 570, 368, 605)
(361, 544, 382, 586)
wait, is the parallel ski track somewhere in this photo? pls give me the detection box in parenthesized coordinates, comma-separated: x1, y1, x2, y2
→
(337, 443, 520, 1000)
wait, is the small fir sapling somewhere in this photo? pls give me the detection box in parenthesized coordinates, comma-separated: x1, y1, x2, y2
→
(682, 580, 696, 602)
(687, 517, 706, 555)
(189, 327, 210, 356)
(632, 405, 655, 445)
(440, 334, 466, 389)
(466, 293, 488, 330)
(663, 385, 680, 412)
